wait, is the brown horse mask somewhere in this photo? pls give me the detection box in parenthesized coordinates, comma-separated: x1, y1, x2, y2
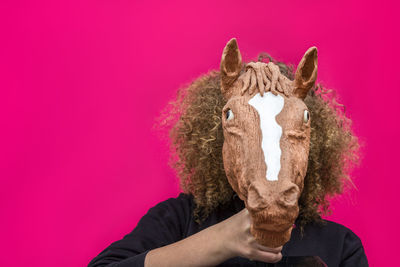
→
(220, 38, 318, 247)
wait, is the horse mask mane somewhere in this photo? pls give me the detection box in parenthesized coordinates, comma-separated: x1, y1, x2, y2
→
(220, 38, 318, 247)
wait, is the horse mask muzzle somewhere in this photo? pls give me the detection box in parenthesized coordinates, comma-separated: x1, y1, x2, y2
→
(220, 38, 317, 247)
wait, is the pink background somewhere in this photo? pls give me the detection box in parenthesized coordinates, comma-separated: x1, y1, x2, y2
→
(1, 1, 399, 266)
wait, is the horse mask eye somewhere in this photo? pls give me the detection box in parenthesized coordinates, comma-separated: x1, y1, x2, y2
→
(303, 110, 310, 123)
(226, 109, 234, 121)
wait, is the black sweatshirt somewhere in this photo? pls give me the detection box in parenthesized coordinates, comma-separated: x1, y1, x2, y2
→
(88, 193, 368, 267)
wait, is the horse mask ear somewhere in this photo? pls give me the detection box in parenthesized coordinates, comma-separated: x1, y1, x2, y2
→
(293, 47, 318, 99)
(220, 38, 243, 100)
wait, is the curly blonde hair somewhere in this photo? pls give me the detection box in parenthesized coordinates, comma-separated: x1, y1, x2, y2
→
(154, 54, 360, 231)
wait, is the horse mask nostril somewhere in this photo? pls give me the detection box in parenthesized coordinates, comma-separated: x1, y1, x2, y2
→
(247, 185, 269, 211)
(247, 186, 261, 211)
(279, 185, 300, 206)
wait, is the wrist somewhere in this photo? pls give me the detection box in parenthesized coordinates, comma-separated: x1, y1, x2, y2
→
(211, 220, 237, 260)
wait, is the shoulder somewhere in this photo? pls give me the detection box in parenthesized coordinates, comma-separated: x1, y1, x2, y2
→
(128, 193, 195, 244)
(316, 218, 359, 232)
(320, 219, 368, 266)
(316, 219, 363, 246)
(138, 193, 194, 231)
(301, 219, 364, 249)
(148, 192, 194, 215)
(165, 192, 194, 206)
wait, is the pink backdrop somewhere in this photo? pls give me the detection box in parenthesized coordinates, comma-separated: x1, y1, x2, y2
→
(1, 1, 399, 266)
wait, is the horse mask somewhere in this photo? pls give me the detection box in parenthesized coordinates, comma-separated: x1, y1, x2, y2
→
(220, 39, 317, 248)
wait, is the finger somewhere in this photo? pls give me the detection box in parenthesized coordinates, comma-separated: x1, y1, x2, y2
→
(235, 208, 252, 233)
(244, 209, 253, 225)
(255, 243, 282, 254)
(237, 208, 250, 220)
(251, 250, 282, 264)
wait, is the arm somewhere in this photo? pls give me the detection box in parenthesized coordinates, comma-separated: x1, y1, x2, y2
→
(144, 217, 232, 267)
(88, 194, 282, 267)
(145, 208, 283, 267)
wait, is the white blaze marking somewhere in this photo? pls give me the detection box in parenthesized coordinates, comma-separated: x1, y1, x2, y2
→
(248, 92, 284, 181)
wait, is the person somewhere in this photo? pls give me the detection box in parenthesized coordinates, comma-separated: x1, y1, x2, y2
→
(87, 52, 368, 267)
